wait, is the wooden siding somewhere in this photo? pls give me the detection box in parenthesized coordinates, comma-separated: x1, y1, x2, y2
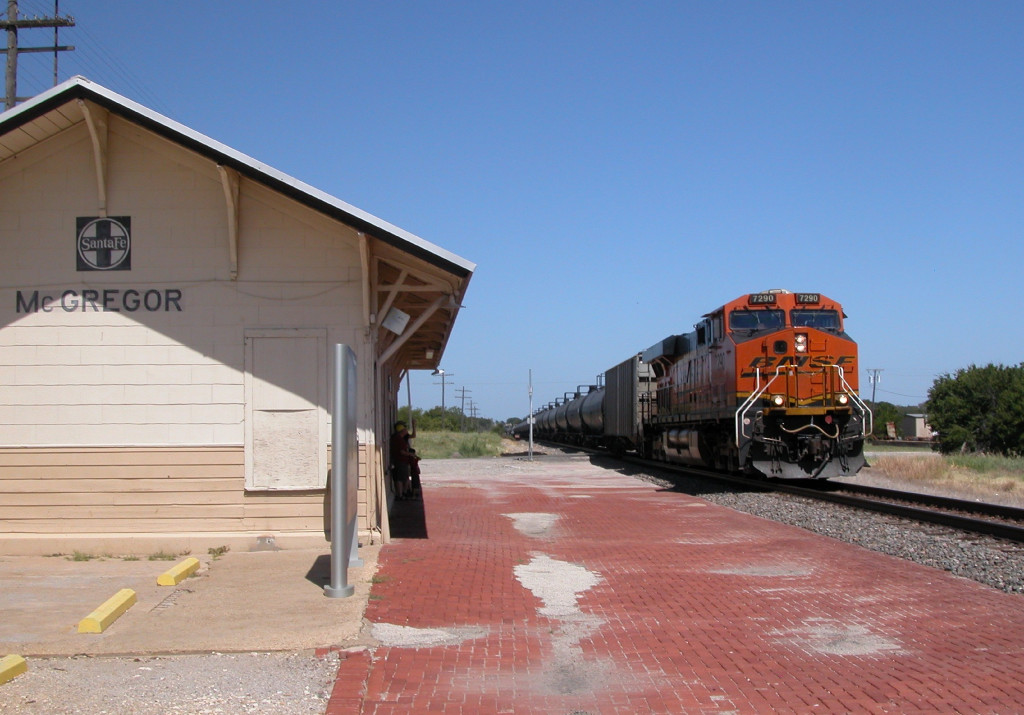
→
(0, 444, 375, 554)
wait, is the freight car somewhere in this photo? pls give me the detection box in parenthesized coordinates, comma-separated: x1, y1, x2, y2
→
(515, 290, 872, 479)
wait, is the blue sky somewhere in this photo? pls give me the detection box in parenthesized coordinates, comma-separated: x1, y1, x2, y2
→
(11, 1, 1023, 421)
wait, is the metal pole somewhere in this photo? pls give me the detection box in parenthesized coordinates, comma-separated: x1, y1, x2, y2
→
(433, 369, 453, 431)
(325, 343, 355, 598)
(528, 369, 534, 461)
(405, 369, 412, 422)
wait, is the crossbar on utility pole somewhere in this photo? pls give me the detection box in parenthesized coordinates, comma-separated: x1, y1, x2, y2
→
(3, 0, 75, 110)
(867, 368, 884, 404)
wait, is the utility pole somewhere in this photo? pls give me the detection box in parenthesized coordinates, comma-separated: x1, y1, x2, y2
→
(867, 368, 884, 404)
(432, 368, 455, 431)
(3, 0, 75, 111)
(528, 369, 534, 461)
(455, 386, 472, 431)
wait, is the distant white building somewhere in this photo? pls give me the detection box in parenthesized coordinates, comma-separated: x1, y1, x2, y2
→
(901, 414, 933, 440)
(0, 77, 474, 555)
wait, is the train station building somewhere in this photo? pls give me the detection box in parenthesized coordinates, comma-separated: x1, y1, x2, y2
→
(0, 77, 474, 555)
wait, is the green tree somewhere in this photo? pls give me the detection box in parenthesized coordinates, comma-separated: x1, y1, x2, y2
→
(397, 405, 501, 433)
(927, 363, 1024, 455)
(870, 401, 903, 439)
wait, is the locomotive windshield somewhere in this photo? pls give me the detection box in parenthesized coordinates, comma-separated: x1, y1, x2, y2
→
(729, 309, 785, 333)
(791, 309, 841, 331)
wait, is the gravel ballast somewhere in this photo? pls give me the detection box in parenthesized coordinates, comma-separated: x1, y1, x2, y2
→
(621, 456, 1024, 595)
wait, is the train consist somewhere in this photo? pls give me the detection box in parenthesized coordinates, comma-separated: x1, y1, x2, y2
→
(515, 290, 872, 479)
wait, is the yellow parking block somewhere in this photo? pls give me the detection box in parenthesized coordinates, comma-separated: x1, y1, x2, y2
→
(78, 588, 137, 633)
(157, 557, 200, 586)
(0, 654, 28, 685)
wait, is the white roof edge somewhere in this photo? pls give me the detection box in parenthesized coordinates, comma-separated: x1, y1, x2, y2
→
(2, 76, 476, 276)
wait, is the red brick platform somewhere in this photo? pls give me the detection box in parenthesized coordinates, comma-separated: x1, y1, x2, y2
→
(327, 454, 1024, 714)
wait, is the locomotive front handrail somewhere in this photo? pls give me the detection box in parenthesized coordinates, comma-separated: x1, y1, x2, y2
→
(735, 366, 785, 448)
(829, 365, 873, 438)
(735, 364, 873, 448)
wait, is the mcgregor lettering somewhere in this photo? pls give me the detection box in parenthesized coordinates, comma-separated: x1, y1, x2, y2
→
(16, 288, 183, 313)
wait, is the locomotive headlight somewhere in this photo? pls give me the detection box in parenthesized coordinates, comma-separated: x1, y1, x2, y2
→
(794, 333, 808, 353)
(770, 394, 785, 407)
(837, 394, 850, 405)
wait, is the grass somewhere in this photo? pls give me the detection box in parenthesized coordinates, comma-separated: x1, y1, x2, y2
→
(147, 550, 182, 561)
(50, 549, 196, 562)
(409, 431, 507, 459)
(208, 545, 230, 560)
(870, 451, 1024, 502)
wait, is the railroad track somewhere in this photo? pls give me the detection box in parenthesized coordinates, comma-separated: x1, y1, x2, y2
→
(582, 447, 1024, 543)
(787, 481, 1024, 543)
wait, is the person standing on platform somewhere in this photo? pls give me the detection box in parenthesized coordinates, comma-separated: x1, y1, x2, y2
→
(390, 421, 420, 500)
(405, 421, 422, 499)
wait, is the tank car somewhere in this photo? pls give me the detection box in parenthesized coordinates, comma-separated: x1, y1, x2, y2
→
(518, 290, 872, 480)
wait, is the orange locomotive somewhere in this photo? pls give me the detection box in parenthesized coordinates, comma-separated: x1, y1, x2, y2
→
(642, 289, 871, 479)
(517, 289, 872, 479)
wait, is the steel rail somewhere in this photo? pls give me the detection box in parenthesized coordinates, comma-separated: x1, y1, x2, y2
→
(773, 482, 1024, 543)
(615, 453, 1024, 543)
(543, 442, 1024, 542)
(815, 482, 1024, 521)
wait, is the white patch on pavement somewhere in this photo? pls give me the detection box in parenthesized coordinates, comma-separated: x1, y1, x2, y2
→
(775, 618, 904, 656)
(371, 623, 487, 648)
(513, 553, 601, 618)
(504, 512, 559, 539)
(515, 553, 609, 695)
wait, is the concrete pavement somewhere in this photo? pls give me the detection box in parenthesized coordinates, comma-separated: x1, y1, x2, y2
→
(0, 542, 379, 657)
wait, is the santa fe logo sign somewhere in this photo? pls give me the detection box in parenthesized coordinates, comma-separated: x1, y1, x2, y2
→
(76, 216, 131, 271)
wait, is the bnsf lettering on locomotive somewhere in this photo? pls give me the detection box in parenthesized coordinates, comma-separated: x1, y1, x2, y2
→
(744, 355, 854, 373)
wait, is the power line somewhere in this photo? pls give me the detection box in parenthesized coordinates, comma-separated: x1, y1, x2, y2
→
(875, 387, 929, 401)
(3, 0, 74, 109)
(13, 0, 175, 117)
(68, 19, 174, 116)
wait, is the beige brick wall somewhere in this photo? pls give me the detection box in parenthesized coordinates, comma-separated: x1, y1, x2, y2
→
(0, 110, 387, 552)
(0, 114, 366, 449)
